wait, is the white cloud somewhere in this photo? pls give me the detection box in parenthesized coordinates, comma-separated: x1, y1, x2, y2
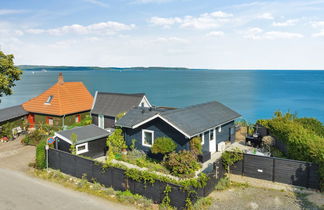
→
(84, 0, 109, 8)
(312, 30, 324, 37)
(206, 31, 224, 37)
(26, 21, 135, 36)
(150, 11, 233, 30)
(263, 31, 303, 39)
(155, 36, 189, 43)
(0, 9, 26, 15)
(149, 17, 182, 28)
(135, 0, 172, 3)
(257, 13, 274, 20)
(310, 21, 324, 28)
(244, 27, 303, 40)
(272, 19, 298, 27)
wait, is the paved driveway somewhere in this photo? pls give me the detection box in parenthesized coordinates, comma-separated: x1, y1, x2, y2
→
(0, 168, 134, 210)
(0, 139, 135, 210)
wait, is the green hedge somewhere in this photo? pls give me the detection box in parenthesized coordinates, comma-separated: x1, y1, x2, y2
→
(257, 112, 324, 191)
(36, 139, 46, 169)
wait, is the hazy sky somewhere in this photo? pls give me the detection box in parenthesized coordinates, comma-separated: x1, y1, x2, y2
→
(1, 0, 324, 69)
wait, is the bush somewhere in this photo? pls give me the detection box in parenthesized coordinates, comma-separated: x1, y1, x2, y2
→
(215, 177, 231, 191)
(106, 128, 127, 154)
(221, 148, 243, 173)
(164, 150, 201, 178)
(68, 115, 92, 129)
(257, 111, 324, 191)
(35, 139, 46, 169)
(189, 136, 202, 155)
(22, 129, 46, 145)
(151, 137, 177, 155)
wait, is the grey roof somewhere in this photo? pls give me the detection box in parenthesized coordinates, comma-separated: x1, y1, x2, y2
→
(0, 105, 28, 123)
(91, 92, 145, 117)
(55, 124, 111, 144)
(116, 101, 241, 137)
(115, 107, 168, 128)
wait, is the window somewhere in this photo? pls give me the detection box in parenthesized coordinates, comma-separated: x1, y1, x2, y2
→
(98, 115, 104, 129)
(75, 115, 81, 123)
(209, 129, 215, 141)
(142, 129, 154, 147)
(141, 102, 144, 107)
(45, 95, 53, 104)
(199, 133, 205, 145)
(218, 126, 222, 133)
(47, 117, 53, 125)
(76, 143, 88, 154)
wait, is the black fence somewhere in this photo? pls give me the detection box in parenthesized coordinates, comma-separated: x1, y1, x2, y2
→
(231, 153, 320, 189)
(48, 148, 225, 208)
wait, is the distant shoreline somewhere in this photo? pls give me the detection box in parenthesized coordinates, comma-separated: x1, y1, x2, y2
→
(18, 65, 324, 71)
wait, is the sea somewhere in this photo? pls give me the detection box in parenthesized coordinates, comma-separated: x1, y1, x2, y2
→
(1, 69, 324, 123)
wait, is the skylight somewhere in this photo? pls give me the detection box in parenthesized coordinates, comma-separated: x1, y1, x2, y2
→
(45, 95, 53, 104)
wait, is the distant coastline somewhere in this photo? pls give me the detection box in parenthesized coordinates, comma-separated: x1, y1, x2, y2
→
(18, 65, 324, 72)
(18, 65, 191, 72)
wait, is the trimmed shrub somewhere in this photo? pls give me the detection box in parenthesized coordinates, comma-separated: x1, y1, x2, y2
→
(36, 139, 46, 169)
(189, 136, 202, 155)
(106, 128, 127, 154)
(151, 137, 177, 155)
(164, 150, 201, 178)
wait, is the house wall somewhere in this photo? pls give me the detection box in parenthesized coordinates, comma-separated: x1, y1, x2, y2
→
(33, 111, 90, 127)
(0, 116, 27, 127)
(91, 113, 115, 128)
(56, 136, 108, 158)
(198, 120, 235, 152)
(123, 118, 190, 153)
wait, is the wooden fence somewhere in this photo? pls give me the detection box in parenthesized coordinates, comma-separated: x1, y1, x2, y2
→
(48, 148, 225, 208)
(231, 153, 320, 189)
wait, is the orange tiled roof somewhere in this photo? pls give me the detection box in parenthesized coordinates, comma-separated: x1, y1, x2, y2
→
(22, 74, 93, 116)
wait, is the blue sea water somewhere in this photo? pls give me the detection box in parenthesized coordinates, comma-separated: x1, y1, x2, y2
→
(1, 70, 324, 123)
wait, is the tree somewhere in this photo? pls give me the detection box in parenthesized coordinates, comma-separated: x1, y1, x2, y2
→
(106, 128, 127, 154)
(70, 133, 78, 155)
(0, 51, 22, 103)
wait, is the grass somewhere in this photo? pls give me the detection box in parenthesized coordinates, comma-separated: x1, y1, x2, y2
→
(295, 192, 324, 210)
(34, 169, 154, 209)
(215, 176, 249, 191)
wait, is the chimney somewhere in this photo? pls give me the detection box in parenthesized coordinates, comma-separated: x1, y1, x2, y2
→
(58, 72, 64, 85)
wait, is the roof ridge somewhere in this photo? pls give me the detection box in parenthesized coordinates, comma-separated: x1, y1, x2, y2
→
(97, 92, 145, 97)
(162, 101, 220, 115)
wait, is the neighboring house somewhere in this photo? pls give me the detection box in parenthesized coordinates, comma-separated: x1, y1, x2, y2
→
(54, 124, 111, 158)
(91, 92, 151, 129)
(0, 105, 28, 127)
(22, 73, 93, 128)
(116, 101, 241, 160)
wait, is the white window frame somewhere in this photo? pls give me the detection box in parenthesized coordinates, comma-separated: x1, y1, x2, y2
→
(199, 133, 205, 145)
(209, 129, 215, 141)
(48, 118, 54, 126)
(142, 129, 154, 147)
(98, 114, 104, 129)
(218, 126, 222, 133)
(76, 143, 88, 155)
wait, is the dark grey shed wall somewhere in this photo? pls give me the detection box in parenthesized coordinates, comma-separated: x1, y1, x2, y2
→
(56, 137, 107, 158)
(123, 118, 190, 153)
(91, 113, 116, 128)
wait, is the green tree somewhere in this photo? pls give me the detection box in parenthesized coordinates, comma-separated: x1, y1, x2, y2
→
(70, 133, 78, 155)
(0, 51, 22, 102)
(106, 128, 127, 154)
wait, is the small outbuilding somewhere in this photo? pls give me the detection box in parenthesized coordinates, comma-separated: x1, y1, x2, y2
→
(54, 124, 111, 158)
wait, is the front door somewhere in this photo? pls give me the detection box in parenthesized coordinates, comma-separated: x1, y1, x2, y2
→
(27, 114, 35, 128)
(209, 129, 216, 153)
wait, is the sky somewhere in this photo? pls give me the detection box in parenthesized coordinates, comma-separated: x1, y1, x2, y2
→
(1, 0, 324, 69)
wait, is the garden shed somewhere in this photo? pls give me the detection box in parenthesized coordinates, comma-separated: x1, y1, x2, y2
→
(54, 124, 112, 158)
